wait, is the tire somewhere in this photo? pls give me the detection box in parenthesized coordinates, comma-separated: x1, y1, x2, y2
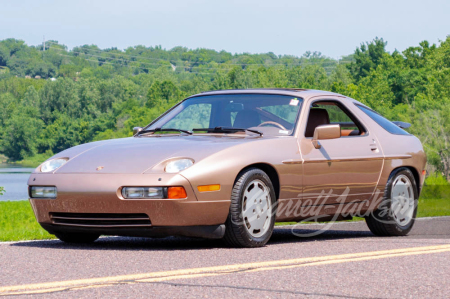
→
(223, 168, 277, 248)
(55, 232, 100, 244)
(366, 167, 418, 236)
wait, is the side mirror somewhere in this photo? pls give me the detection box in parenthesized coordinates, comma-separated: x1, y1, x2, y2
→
(133, 127, 143, 135)
(312, 124, 340, 149)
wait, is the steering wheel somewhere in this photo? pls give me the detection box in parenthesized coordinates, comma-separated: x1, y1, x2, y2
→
(257, 121, 287, 130)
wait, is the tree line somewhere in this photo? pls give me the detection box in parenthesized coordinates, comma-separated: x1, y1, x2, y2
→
(0, 37, 449, 181)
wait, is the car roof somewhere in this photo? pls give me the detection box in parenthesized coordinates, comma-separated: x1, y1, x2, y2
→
(187, 88, 365, 105)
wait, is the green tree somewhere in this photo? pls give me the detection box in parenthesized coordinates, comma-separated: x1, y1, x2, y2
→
(1, 108, 43, 161)
(22, 86, 40, 108)
(348, 37, 388, 81)
(413, 107, 450, 181)
(39, 78, 81, 123)
(146, 80, 181, 108)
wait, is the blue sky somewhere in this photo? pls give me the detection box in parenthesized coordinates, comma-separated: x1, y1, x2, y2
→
(1, 0, 449, 58)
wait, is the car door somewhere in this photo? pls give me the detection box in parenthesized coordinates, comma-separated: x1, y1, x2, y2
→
(299, 99, 383, 207)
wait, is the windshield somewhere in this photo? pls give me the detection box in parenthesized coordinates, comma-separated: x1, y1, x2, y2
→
(147, 94, 303, 136)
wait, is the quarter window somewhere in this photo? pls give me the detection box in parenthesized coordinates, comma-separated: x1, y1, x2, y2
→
(356, 105, 409, 135)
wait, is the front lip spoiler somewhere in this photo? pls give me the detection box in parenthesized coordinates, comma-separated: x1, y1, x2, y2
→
(40, 223, 226, 239)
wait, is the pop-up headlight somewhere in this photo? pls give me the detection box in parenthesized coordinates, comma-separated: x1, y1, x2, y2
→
(40, 158, 68, 173)
(165, 159, 194, 173)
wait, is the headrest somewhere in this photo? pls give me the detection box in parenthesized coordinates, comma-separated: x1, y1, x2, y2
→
(305, 108, 330, 137)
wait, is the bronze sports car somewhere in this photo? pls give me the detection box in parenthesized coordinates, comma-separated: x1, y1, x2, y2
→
(29, 89, 426, 247)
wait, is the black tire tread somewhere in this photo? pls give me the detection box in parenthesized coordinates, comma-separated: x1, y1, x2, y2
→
(223, 167, 276, 248)
(365, 167, 418, 237)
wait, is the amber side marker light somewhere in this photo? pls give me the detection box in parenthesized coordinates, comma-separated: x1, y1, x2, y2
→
(197, 184, 221, 192)
(168, 187, 187, 199)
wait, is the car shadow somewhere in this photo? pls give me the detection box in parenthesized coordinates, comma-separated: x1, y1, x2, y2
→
(270, 226, 373, 244)
(10, 226, 375, 251)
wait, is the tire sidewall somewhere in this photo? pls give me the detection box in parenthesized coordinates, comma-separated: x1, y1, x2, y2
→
(232, 168, 277, 245)
(382, 168, 419, 234)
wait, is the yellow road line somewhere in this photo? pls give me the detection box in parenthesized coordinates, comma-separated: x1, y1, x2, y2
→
(1, 244, 450, 296)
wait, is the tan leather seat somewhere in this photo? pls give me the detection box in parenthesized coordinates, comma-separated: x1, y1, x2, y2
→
(305, 109, 330, 137)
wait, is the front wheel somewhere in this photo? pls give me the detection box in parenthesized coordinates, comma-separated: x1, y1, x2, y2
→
(223, 168, 277, 248)
(55, 232, 100, 244)
(366, 167, 418, 236)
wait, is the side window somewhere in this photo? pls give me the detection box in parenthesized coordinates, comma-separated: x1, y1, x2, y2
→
(305, 101, 366, 137)
(162, 103, 211, 131)
(356, 105, 409, 135)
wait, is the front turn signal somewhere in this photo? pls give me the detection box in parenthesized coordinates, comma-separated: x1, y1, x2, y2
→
(167, 187, 187, 199)
(197, 184, 221, 192)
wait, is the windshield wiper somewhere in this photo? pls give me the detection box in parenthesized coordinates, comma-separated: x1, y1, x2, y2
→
(192, 127, 263, 136)
(137, 128, 192, 135)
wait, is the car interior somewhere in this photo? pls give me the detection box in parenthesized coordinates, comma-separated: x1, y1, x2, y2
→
(233, 110, 261, 128)
(305, 101, 366, 138)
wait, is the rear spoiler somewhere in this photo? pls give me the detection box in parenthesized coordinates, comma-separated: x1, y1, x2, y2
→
(392, 121, 411, 129)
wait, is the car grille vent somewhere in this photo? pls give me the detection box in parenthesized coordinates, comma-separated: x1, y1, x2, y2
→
(50, 213, 152, 228)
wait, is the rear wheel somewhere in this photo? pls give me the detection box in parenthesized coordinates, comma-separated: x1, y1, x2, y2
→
(223, 168, 276, 248)
(366, 167, 418, 236)
(55, 232, 100, 244)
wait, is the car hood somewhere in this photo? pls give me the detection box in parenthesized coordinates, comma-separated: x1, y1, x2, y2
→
(51, 135, 263, 174)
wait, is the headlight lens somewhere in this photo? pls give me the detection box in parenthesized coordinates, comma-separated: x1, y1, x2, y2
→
(30, 186, 57, 198)
(122, 187, 165, 199)
(121, 186, 187, 199)
(40, 158, 68, 173)
(165, 159, 194, 173)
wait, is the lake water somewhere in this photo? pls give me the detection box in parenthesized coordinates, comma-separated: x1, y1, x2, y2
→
(0, 164, 35, 201)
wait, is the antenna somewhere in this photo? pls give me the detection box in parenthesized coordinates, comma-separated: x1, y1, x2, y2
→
(43, 36, 45, 52)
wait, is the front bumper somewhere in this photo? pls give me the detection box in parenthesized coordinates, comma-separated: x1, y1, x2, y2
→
(29, 173, 230, 238)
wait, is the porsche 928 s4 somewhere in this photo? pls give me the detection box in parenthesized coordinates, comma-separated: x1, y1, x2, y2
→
(29, 89, 426, 247)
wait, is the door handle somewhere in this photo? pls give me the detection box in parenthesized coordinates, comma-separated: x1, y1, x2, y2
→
(370, 144, 378, 152)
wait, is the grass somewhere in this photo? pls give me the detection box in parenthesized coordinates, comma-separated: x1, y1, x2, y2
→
(0, 201, 55, 242)
(417, 198, 450, 217)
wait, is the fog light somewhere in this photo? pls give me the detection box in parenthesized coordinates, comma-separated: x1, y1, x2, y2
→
(122, 187, 164, 199)
(30, 186, 57, 198)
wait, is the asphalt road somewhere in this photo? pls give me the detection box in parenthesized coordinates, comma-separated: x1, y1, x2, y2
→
(1, 217, 449, 298)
